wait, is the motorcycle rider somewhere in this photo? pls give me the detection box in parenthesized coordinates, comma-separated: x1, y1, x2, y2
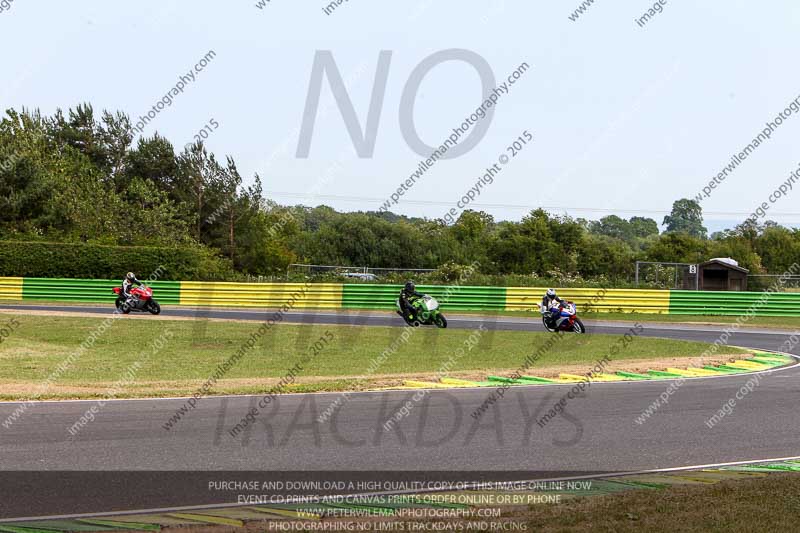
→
(121, 272, 142, 308)
(541, 288, 566, 329)
(399, 281, 423, 322)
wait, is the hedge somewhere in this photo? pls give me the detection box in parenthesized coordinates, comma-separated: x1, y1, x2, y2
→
(0, 241, 235, 281)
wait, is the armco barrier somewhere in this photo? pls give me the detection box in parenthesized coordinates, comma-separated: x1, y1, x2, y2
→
(21, 278, 181, 305)
(505, 287, 670, 314)
(5, 278, 800, 316)
(342, 284, 506, 310)
(0, 277, 23, 301)
(669, 290, 800, 316)
(179, 282, 342, 308)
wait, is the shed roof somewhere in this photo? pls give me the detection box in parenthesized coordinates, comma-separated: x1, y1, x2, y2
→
(699, 259, 749, 273)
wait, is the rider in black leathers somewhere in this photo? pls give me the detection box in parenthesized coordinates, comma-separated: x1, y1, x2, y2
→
(399, 281, 423, 322)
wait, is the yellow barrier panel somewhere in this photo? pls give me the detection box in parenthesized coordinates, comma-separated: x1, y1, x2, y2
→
(505, 287, 670, 314)
(403, 380, 453, 389)
(730, 360, 766, 369)
(666, 368, 708, 377)
(0, 277, 23, 301)
(557, 374, 588, 382)
(179, 282, 343, 308)
(587, 373, 625, 382)
(440, 377, 482, 386)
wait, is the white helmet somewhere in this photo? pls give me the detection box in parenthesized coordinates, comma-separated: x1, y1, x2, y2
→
(546, 288, 556, 298)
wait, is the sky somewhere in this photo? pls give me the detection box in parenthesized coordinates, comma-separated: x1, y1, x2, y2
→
(2, 0, 799, 233)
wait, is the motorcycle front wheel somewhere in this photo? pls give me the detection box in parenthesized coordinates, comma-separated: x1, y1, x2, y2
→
(572, 318, 586, 333)
(434, 314, 447, 329)
(148, 301, 161, 315)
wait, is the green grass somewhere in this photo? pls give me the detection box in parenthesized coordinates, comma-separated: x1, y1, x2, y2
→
(516, 473, 800, 532)
(0, 313, 746, 399)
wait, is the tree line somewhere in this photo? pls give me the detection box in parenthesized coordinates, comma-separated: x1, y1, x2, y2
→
(1, 104, 798, 285)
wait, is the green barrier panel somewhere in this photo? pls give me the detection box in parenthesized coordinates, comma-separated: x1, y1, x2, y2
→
(342, 284, 506, 311)
(647, 370, 683, 377)
(22, 278, 181, 305)
(518, 376, 556, 383)
(749, 357, 784, 366)
(507, 287, 671, 313)
(487, 375, 520, 384)
(669, 289, 800, 316)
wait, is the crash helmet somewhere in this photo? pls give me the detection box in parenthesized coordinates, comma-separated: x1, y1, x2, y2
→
(126, 272, 136, 282)
(546, 288, 556, 298)
(404, 281, 416, 293)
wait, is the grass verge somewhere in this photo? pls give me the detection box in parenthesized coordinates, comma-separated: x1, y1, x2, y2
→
(161, 473, 800, 532)
(515, 473, 800, 532)
(0, 312, 747, 400)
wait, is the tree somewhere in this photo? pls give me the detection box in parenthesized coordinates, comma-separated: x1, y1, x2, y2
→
(663, 198, 707, 239)
(174, 142, 225, 241)
(646, 232, 708, 263)
(755, 225, 799, 273)
(589, 215, 659, 247)
(628, 216, 659, 239)
(123, 134, 179, 195)
(589, 215, 628, 240)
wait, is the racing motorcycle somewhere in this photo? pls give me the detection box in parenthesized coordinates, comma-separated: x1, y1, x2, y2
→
(113, 285, 161, 315)
(542, 301, 585, 333)
(396, 294, 448, 328)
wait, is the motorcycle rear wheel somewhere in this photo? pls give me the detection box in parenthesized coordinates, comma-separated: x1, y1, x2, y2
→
(542, 317, 557, 332)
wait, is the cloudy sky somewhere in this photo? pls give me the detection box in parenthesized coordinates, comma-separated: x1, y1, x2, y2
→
(2, 0, 799, 232)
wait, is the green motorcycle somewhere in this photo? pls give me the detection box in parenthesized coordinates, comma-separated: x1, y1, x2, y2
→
(396, 294, 448, 328)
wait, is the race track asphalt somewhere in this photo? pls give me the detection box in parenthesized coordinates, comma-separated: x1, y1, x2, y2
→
(0, 304, 798, 518)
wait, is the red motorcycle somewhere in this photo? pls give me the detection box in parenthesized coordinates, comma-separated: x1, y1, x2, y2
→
(112, 285, 161, 315)
(542, 301, 585, 333)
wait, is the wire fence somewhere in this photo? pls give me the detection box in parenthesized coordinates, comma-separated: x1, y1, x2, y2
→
(748, 275, 800, 291)
(634, 261, 698, 290)
(286, 263, 435, 280)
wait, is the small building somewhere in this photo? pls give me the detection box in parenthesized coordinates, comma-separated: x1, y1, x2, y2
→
(698, 258, 749, 291)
